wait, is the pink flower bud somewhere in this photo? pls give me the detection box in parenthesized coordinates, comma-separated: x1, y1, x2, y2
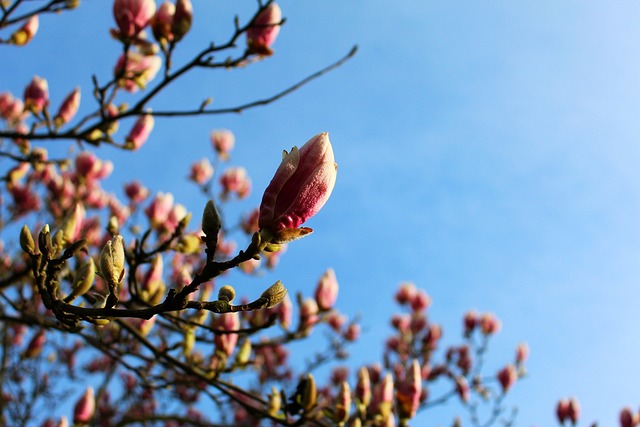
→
(10, 15, 39, 46)
(172, 0, 192, 41)
(124, 180, 149, 203)
(24, 76, 49, 114)
(480, 312, 501, 335)
(396, 360, 422, 421)
(53, 87, 80, 129)
(395, 282, 417, 305)
(314, 268, 338, 311)
(497, 364, 517, 393)
(516, 342, 529, 364)
(145, 192, 174, 226)
(114, 52, 161, 93)
(213, 312, 240, 357)
(463, 310, 478, 335)
(556, 399, 570, 424)
(0, 92, 27, 123)
(410, 289, 431, 312)
(113, 0, 156, 39)
(335, 381, 351, 424)
(220, 167, 251, 199)
(343, 323, 360, 341)
(189, 158, 214, 184)
(300, 298, 319, 332)
(455, 376, 470, 403)
(277, 292, 292, 329)
(73, 387, 95, 424)
(151, 1, 175, 43)
(372, 373, 394, 419)
(246, 3, 282, 55)
(259, 133, 337, 232)
(125, 112, 154, 150)
(210, 129, 235, 159)
(355, 367, 371, 407)
(567, 397, 580, 424)
(620, 407, 637, 427)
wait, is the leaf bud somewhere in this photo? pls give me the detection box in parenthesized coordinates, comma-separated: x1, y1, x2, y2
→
(201, 199, 221, 239)
(218, 285, 236, 303)
(20, 224, 36, 256)
(260, 281, 287, 308)
(65, 258, 96, 303)
(99, 235, 125, 286)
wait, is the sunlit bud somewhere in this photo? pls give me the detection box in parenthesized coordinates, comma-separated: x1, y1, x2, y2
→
(343, 323, 361, 341)
(396, 359, 422, 421)
(114, 52, 161, 93)
(73, 386, 95, 424)
(23, 330, 45, 358)
(53, 87, 80, 129)
(267, 387, 281, 417)
(355, 367, 371, 408)
(125, 112, 154, 150)
(463, 310, 478, 336)
(172, 0, 192, 41)
(300, 298, 319, 332)
(99, 235, 125, 285)
(278, 292, 292, 329)
(260, 281, 288, 308)
(10, 15, 39, 46)
(480, 312, 501, 335)
(210, 129, 235, 160)
(455, 376, 469, 402)
(218, 285, 236, 303)
(201, 199, 221, 239)
(20, 224, 36, 255)
(302, 373, 317, 412)
(145, 192, 174, 226)
(124, 180, 149, 203)
(619, 407, 637, 427)
(335, 381, 351, 424)
(65, 258, 95, 303)
(516, 342, 529, 364)
(235, 339, 252, 366)
(423, 323, 442, 350)
(567, 397, 580, 424)
(556, 399, 570, 424)
(60, 203, 85, 244)
(151, 1, 175, 43)
(141, 253, 163, 296)
(24, 76, 49, 114)
(213, 312, 240, 357)
(137, 316, 156, 336)
(327, 312, 346, 332)
(373, 373, 394, 420)
(259, 133, 336, 234)
(497, 364, 517, 393)
(176, 233, 201, 254)
(410, 289, 431, 312)
(246, 2, 282, 56)
(189, 158, 214, 184)
(220, 167, 251, 199)
(314, 268, 338, 311)
(113, 0, 156, 39)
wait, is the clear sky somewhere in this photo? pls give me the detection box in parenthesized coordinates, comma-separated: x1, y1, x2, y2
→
(3, 1, 640, 425)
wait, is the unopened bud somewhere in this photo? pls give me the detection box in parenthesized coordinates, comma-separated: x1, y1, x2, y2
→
(260, 281, 287, 308)
(267, 387, 281, 417)
(20, 224, 36, 255)
(65, 258, 96, 303)
(99, 235, 125, 285)
(218, 285, 236, 303)
(335, 381, 351, 424)
(235, 338, 252, 366)
(302, 374, 317, 412)
(201, 199, 221, 239)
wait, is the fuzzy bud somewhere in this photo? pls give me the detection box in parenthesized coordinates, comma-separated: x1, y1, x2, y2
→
(20, 224, 36, 255)
(314, 268, 339, 311)
(246, 3, 282, 56)
(260, 280, 287, 308)
(218, 285, 236, 303)
(201, 199, 222, 239)
(99, 235, 125, 286)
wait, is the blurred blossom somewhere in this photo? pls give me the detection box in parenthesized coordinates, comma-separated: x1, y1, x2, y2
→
(497, 364, 517, 393)
(114, 52, 161, 92)
(277, 293, 292, 329)
(73, 387, 95, 424)
(124, 180, 149, 203)
(516, 342, 529, 364)
(10, 15, 39, 46)
(210, 129, 235, 159)
(246, 2, 282, 55)
(343, 323, 360, 341)
(151, 1, 175, 42)
(24, 76, 49, 114)
(220, 167, 251, 199)
(10, 185, 41, 216)
(396, 360, 422, 421)
(54, 87, 80, 129)
(241, 207, 260, 234)
(189, 158, 214, 184)
(410, 289, 431, 312)
(463, 310, 478, 336)
(145, 192, 174, 227)
(0, 92, 27, 123)
(173, 0, 192, 41)
(300, 298, 319, 332)
(480, 312, 501, 335)
(395, 282, 417, 305)
(213, 312, 240, 357)
(314, 268, 338, 311)
(619, 407, 636, 427)
(113, 0, 156, 39)
(326, 312, 346, 332)
(125, 113, 154, 150)
(455, 376, 470, 402)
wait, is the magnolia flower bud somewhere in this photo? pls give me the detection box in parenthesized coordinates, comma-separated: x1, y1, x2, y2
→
(65, 258, 96, 303)
(260, 280, 287, 308)
(246, 3, 282, 55)
(20, 224, 36, 255)
(73, 386, 95, 424)
(100, 235, 125, 286)
(201, 199, 222, 239)
(125, 112, 154, 150)
(24, 76, 49, 114)
(497, 364, 517, 393)
(267, 386, 281, 417)
(172, 0, 192, 41)
(213, 312, 240, 357)
(53, 87, 80, 129)
(301, 373, 317, 412)
(396, 359, 422, 421)
(314, 268, 338, 311)
(113, 0, 156, 39)
(335, 381, 351, 424)
(10, 15, 39, 46)
(259, 133, 337, 236)
(151, 1, 175, 43)
(218, 285, 236, 303)
(210, 129, 235, 160)
(355, 367, 371, 408)
(114, 53, 161, 93)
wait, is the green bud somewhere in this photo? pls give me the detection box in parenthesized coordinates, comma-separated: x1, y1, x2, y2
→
(201, 200, 221, 239)
(65, 258, 95, 303)
(260, 281, 287, 308)
(20, 225, 36, 255)
(218, 285, 236, 303)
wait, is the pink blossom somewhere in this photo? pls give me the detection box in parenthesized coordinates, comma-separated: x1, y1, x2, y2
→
(54, 87, 80, 128)
(213, 312, 240, 357)
(125, 113, 154, 150)
(24, 76, 49, 114)
(124, 180, 149, 203)
(114, 52, 161, 93)
(73, 387, 95, 424)
(463, 310, 478, 336)
(113, 0, 156, 39)
(11, 15, 39, 46)
(145, 192, 174, 226)
(480, 312, 501, 335)
(355, 367, 371, 407)
(189, 158, 214, 184)
(395, 282, 417, 305)
(173, 0, 192, 41)
(326, 312, 346, 332)
(220, 167, 251, 199)
(497, 364, 517, 393)
(410, 289, 431, 312)
(455, 376, 470, 402)
(619, 407, 636, 427)
(396, 360, 422, 421)
(516, 342, 529, 364)
(210, 129, 235, 159)
(314, 268, 338, 311)
(259, 132, 337, 232)
(567, 397, 580, 424)
(0, 92, 27, 123)
(556, 399, 570, 424)
(240, 207, 260, 234)
(277, 293, 292, 329)
(343, 323, 360, 341)
(151, 1, 175, 42)
(246, 3, 282, 55)
(300, 298, 319, 332)
(372, 373, 394, 418)
(10, 184, 41, 216)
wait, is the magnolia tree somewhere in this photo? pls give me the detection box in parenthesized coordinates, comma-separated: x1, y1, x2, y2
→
(0, 1, 549, 426)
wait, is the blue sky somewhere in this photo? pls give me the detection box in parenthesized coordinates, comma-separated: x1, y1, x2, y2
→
(3, 0, 640, 425)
